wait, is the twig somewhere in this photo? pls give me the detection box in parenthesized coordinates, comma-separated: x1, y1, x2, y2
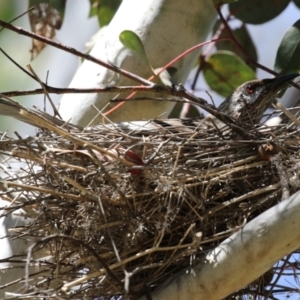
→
(25, 234, 123, 291)
(271, 153, 290, 201)
(27, 64, 62, 119)
(0, 20, 155, 87)
(3, 181, 95, 202)
(216, 8, 277, 76)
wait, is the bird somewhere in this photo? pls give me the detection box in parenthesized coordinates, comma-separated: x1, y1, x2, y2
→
(213, 73, 299, 128)
(0, 73, 298, 135)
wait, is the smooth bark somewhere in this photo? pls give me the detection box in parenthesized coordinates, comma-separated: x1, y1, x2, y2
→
(59, 0, 217, 125)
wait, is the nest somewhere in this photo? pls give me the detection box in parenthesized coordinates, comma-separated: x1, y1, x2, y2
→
(0, 108, 300, 299)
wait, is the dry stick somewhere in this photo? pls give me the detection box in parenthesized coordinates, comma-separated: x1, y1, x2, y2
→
(183, 194, 203, 221)
(3, 181, 93, 203)
(163, 158, 268, 187)
(85, 146, 131, 210)
(97, 194, 130, 294)
(0, 7, 35, 34)
(0, 275, 24, 290)
(190, 14, 229, 91)
(13, 131, 39, 163)
(103, 37, 231, 117)
(84, 103, 111, 129)
(24, 234, 123, 292)
(271, 154, 290, 201)
(1, 268, 52, 295)
(171, 129, 202, 176)
(265, 253, 292, 298)
(62, 175, 95, 199)
(1, 79, 158, 98)
(0, 20, 281, 139)
(216, 8, 278, 76)
(61, 241, 196, 292)
(0, 20, 154, 88)
(201, 183, 281, 218)
(0, 24, 231, 122)
(276, 101, 300, 127)
(15, 107, 134, 166)
(125, 262, 164, 295)
(110, 96, 189, 104)
(152, 223, 196, 280)
(27, 64, 62, 119)
(11, 149, 88, 172)
(0, 43, 193, 107)
(0, 48, 41, 83)
(143, 138, 170, 165)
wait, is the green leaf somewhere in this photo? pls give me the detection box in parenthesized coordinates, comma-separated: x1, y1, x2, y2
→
(89, 0, 121, 26)
(119, 30, 153, 72)
(214, 20, 257, 70)
(229, 0, 290, 24)
(203, 51, 256, 97)
(274, 19, 300, 74)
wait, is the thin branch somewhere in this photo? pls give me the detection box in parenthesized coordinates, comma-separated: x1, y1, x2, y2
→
(0, 19, 155, 87)
(216, 8, 277, 76)
(25, 234, 123, 291)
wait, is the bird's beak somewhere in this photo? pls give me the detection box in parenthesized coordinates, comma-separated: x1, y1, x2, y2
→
(263, 73, 299, 92)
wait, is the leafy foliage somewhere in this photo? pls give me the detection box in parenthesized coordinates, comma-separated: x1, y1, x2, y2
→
(203, 51, 256, 97)
(89, 0, 121, 26)
(294, 0, 300, 8)
(25, 0, 300, 97)
(229, 0, 290, 24)
(214, 21, 257, 70)
(119, 30, 154, 73)
(274, 19, 300, 74)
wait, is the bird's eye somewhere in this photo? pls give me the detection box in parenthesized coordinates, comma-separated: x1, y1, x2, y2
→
(246, 84, 255, 94)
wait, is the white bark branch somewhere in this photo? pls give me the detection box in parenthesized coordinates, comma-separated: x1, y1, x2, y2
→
(59, 0, 217, 126)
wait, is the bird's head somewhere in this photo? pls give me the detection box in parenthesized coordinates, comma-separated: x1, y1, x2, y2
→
(218, 73, 299, 126)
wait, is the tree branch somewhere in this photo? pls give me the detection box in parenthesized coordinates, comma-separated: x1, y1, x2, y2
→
(144, 191, 300, 300)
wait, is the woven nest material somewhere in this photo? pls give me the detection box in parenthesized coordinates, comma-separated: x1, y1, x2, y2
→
(0, 110, 300, 299)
